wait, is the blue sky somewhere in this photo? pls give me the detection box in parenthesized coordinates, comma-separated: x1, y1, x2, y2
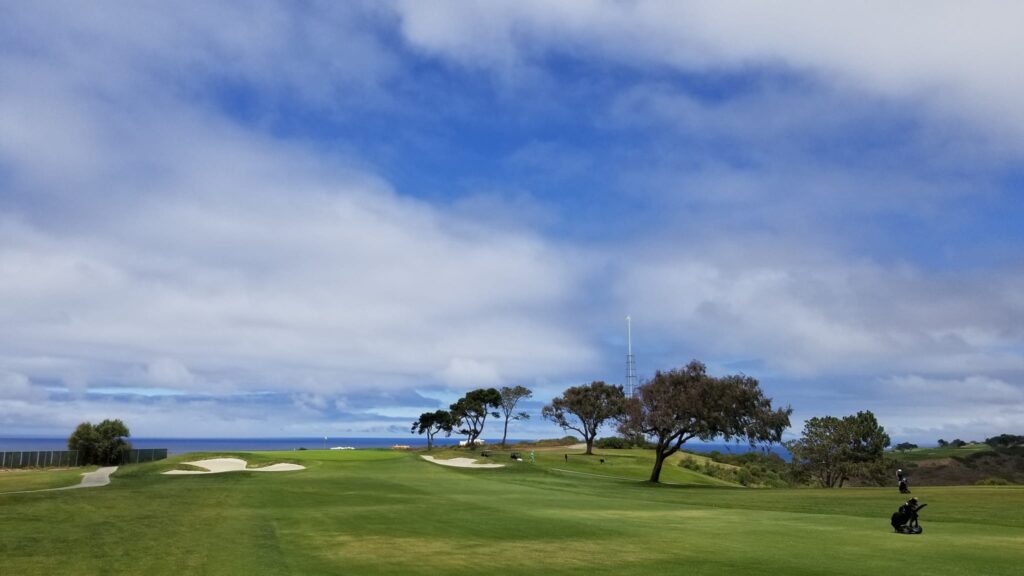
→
(2, 1, 1023, 443)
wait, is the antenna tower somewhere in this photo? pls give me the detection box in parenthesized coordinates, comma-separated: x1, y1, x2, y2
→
(625, 315, 638, 398)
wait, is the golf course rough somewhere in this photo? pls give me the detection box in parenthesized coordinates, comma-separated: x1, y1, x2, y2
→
(0, 448, 1021, 576)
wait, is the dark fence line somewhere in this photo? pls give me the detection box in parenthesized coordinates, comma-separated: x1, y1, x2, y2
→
(0, 448, 168, 469)
(0, 450, 79, 468)
(118, 448, 168, 465)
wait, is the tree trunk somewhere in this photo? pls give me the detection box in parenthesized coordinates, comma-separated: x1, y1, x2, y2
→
(650, 450, 666, 483)
(585, 436, 594, 455)
(501, 417, 509, 448)
(426, 431, 434, 451)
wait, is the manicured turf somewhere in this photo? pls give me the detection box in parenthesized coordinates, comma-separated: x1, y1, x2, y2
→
(2, 449, 1022, 575)
(893, 444, 993, 461)
(0, 466, 98, 492)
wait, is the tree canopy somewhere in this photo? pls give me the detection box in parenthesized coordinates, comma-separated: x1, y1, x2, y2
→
(67, 419, 131, 465)
(619, 360, 791, 483)
(786, 410, 890, 488)
(495, 385, 532, 447)
(411, 410, 455, 451)
(984, 434, 1024, 448)
(542, 381, 625, 455)
(450, 388, 502, 448)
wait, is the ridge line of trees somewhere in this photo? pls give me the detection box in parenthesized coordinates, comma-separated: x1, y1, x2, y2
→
(411, 361, 1008, 488)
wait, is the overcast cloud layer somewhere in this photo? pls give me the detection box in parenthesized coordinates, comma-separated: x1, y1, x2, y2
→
(2, 1, 1022, 443)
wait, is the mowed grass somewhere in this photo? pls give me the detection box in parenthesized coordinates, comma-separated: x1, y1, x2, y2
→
(893, 444, 994, 461)
(0, 466, 98, 492)
(1, 449, 1022, 576)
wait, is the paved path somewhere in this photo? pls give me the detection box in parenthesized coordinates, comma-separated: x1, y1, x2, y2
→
(1, 466, 118, 495)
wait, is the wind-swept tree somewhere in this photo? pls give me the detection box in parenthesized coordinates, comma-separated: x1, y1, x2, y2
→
(451, 388, 502, 448)
(411, 410, 455, 451)
(786, 410, 890, 488)
(495, 385, 532, 448)
(542, 381, 625, 455)
(620, 361, 791, 483)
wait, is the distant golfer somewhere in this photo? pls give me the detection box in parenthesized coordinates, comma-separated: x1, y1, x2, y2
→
(564, 454, 568, 462)
(897, 469, 910, 494)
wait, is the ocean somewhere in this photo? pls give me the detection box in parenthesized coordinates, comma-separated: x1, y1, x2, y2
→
(0, 437, 790, 459)
(0, 437, 511, 455)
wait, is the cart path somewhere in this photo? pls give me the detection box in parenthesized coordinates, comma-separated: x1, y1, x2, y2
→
(0, 466, 118, 495)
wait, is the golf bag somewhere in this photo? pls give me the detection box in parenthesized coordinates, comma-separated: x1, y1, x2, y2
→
(890, 501, 926, 534)
(898, 479, 910, 494)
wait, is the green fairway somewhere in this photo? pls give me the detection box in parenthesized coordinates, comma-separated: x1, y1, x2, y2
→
(0, 466, 98, 493)
(2, 449, 1023, 575)
(893, 444, 994, 462)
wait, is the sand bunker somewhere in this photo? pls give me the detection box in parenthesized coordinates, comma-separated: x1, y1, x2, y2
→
(163, 458, 305, 475)
(420, 455, 505, 469)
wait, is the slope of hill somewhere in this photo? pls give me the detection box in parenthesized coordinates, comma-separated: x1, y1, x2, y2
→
(895, 446, 1024, 486)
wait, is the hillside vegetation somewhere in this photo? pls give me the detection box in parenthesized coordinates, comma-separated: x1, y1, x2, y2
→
(894, 444, 1024, 486)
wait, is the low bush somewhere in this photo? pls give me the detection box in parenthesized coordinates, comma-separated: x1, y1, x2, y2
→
(681, 451, 791, 488)
(594, 436, 654, 449)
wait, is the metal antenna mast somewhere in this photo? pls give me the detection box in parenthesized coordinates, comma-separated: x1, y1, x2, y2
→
(625, 315, 638, 398)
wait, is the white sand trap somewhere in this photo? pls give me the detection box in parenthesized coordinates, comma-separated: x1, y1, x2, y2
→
(420, 455, 505, 469)
(163, 458, 305, 475)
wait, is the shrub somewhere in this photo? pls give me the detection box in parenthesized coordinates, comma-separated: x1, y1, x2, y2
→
(594, 436, 654, 449)
(684, 451, 791, 487)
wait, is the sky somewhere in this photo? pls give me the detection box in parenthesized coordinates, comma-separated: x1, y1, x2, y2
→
(1, 1, 1023, 444)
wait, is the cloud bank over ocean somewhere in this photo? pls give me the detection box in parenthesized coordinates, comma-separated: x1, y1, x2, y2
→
(2, 2, 1022, 442)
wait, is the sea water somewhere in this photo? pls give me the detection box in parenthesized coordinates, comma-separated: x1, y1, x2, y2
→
(0, 437, 790, 459)
(0, 437, 523, 455)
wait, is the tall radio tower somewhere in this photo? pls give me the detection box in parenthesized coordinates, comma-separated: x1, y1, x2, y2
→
(625, 315, 638, 398)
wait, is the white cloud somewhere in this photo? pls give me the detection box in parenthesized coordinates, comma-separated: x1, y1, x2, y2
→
(0, 371, 45, 401)
(885, 374, 1024, 406)
(394, 0, 1024, 144)
(437, 358, 503, 389)
(2, 2, 1023, 441)
(617, 242, 1024, 379)
(0, 2, 601, 436)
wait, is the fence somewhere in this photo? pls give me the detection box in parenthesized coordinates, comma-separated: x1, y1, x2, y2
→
(0, 448, 168, 469)
(118, 448, 168, 465)
(0, 450, 79, 469)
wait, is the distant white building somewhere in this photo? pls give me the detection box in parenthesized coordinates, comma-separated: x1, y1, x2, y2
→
(458, 439, 486, 447)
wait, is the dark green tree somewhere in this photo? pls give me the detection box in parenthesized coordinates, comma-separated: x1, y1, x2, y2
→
(542, 381, 625, 455)
(895, 442, 918, 452)
(67, 422, 100, 465)
(619, 361, 791, 483)
(495, 385, 532, 448)
(786, 411, 890, 488)
(984, 434, 1024, 448)
(411, 410, 455, 451)
(68, 419, 131, 465)
(450, 388, 502, 448)
(937, 438, 948, 448)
